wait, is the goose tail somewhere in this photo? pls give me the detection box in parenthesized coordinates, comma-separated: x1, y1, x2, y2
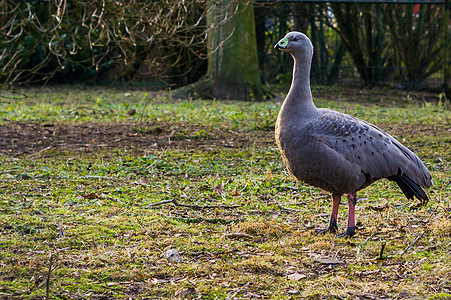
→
(388, 170, 428, 202)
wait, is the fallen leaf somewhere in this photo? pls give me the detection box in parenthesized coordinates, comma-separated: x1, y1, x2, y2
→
(314, 258, 345, 264)
(214, 183, 224, 196)
(231, 189, 240, 196)
(148, 277, 182, 284)
(224, 232, 255, 240)
(135, 178, 150, 185)
(81, 193, 100, 200)
(164, 249, 182, 263)
(107, 281, 132, 286)
(148, 278, 160, 284)
(370, 203, 389, 211)
(286, 272, 306, 281)
(314, 213, 330, 218)
(175, 287, 195, 298)
(258, 194, 270, 201)
(135, 273, 144, 281)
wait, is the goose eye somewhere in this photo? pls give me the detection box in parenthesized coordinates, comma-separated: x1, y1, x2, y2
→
(292, 37, 298, 42)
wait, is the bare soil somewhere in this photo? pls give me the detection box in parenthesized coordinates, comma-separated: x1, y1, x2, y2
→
(1, 120, 447, 161)
(0, 121, 275, 156)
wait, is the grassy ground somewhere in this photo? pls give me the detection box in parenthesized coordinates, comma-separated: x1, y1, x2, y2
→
(0, 86, 450, 299)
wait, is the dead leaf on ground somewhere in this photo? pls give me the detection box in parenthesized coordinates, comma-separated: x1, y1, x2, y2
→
(214, 183, 225, 196)
(107, 281, 133, 286)
(148, 277, 183, 284)
(314, 213, 330, 218)
(175, 287, 195, 298)
(231, 189, 240, 196)
(81, 193, 101, 200)
(224, 232, 256, 240)
(314, 258, 345, 265)
(286, 272, 306, 281)
(369, 203, 389, 211)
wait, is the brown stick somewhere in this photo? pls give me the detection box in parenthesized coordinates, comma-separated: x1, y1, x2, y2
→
(28, 146, 53, 158)
(146, 199, 175, 207)
(379, 241, 386, 260)
(399, 231, 425, 256)
(147, 198, 241, 209)
(46, 253, 54, 300)
(277, 204, 303, 212)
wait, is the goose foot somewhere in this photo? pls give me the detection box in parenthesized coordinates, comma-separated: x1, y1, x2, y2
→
(315, 226, 337, 234)
(336, 226, 357, 238)
(315, 219, 338, 234)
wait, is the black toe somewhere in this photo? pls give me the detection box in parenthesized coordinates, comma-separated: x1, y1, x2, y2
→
(315, 225, 338, 235)
(336, 226, 356, 238)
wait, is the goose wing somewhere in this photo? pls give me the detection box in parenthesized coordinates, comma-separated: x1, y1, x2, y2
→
(308, 109, 432, 191)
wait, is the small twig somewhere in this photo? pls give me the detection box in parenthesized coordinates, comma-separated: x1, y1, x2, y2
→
(227, 282, 250, 299)
(46, 253, 54, 300)
(356, 233, 374, 258)
(147, 198, 241, 210)
(223, 232, 256, 240)
(378, 241, 386, 260)
(0, 168, 20, 174)
(0, 293, 13, 297)
(27, 146, 52, 158)
(369, 202, 389, 211)
(139, 88, 170, 122)
(277, 203, 303, 212)
(0, 92, 28, 100)
(146, 199, 174, 207)
(84, 175, 116, 180)
(0, 217, 14, 228)
(399, 230, 425, 256)
(424, 206, 438, 223)
(166, 216, 242, 225)
(172, 199, 241, 209)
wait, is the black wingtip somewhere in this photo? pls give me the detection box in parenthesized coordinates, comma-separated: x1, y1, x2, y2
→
(388, 170, 428, 202)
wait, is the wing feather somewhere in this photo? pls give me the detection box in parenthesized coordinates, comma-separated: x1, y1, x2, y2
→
(308, 109, 432, 190)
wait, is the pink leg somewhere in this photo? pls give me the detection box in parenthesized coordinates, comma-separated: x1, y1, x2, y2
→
(329, 193, 341, 232)
(337, 192, 357, 237)
(316, 193, 341, 234)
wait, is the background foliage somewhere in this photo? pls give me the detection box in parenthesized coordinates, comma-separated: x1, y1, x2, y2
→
(257, 2, 447, 89)
(0, 0, 212, 86)
(0, 1, 449, 92)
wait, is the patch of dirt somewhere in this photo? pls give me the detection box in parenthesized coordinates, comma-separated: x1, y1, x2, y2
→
(313, 86, 443, 106)
(1, 120, 445, 160)
(0, 122, 275, 156)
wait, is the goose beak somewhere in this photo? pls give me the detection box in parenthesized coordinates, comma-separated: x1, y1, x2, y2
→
(274, 37, 288, 49)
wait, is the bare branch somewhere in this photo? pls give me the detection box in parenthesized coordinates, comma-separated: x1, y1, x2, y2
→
(0, 0, 250, 86)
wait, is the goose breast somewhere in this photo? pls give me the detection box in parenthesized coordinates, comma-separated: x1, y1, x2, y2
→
(276, 109, 432, 194)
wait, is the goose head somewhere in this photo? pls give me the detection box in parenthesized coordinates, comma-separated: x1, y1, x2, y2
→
(274, 31, 313, 59)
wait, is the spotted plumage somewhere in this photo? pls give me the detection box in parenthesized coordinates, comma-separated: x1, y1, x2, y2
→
(274, 31, 432, 237)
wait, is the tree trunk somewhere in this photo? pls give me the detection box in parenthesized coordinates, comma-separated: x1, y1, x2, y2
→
(206, 0, 262, 100)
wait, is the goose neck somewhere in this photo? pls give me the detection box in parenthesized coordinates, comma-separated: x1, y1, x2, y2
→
(291, 56, 312, 97)
(284, 54, 316, 113)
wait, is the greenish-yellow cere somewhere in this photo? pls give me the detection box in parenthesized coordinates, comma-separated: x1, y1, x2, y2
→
(277, 37, 289, 48)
